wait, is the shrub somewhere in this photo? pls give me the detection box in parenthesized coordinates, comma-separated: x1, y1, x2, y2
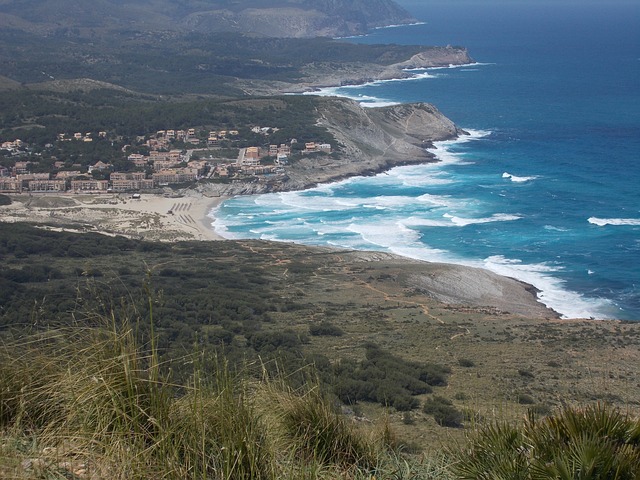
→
(423, 396, 463, 428)
(517, 393, 536, 405)
(458, 358, 475, 368)
(309, 321, 344, 337)
(449, 404, 640, 479)
(329, 344, 449, 411)
(273, 383, 377, 469)
(518, 368, 535, 378)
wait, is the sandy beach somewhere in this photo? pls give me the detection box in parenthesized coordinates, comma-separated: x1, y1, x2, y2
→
(0, 191, 227, 242)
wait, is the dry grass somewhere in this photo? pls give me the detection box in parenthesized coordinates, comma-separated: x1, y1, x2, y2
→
(0, 313, 433, 479)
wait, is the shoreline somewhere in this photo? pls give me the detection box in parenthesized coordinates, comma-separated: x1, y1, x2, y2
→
(1, 191, 228, 243)
(0, 189, 562, 320)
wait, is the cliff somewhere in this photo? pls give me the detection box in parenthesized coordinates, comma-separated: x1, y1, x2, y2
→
(197, 98, 464, 196)
(238, 46, 474, 95)
(284, 99, 463, 189)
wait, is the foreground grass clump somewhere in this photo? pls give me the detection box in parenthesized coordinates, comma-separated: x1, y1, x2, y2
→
(450, 403, 640, 479)
(0, 318, 434, 479)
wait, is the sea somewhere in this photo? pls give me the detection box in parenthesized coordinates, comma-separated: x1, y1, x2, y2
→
(211, 1, 640, 320)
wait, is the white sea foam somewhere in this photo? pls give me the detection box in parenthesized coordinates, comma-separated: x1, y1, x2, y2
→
(588, 217, 640, 226)
(387, 169, 455, 187)
(354, 94, 401, 108)
(544, 225, 570, 232)
(373, 21, 427, 30)
(481, 255, 615, 319)
(416, 193, 457, 208)
(424, 130, 491, 168)
(401, 216, 456, 228)
(300, 70, 440, 107)
(347, 221, 422, 248)
(442, 213, 522, 226)
(426, 62, 495, 71)
(502, 172, 538, 183)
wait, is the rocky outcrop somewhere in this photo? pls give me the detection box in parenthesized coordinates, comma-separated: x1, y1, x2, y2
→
(198, 98, 464, 196)
(282, 99, 462, 189)
(395, 48, 475, 69)
(245, 46, 474, 95)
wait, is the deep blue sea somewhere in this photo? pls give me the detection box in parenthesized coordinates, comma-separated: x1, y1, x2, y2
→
(211, 1, 640, 320)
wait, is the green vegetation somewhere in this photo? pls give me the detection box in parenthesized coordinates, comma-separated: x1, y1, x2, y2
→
(333, 344, 450, 411)
(0, 93, 335, 165)
(450, 404, 640, 479)
(0, 30, 424, 95)
(3, 301, 640, 478)
(0, 224, 445, 412)
(0, 318, 391, 479)
(309, 321, 345, 337)
(2, 223, 640, 477)
(423, 396, 464, 428)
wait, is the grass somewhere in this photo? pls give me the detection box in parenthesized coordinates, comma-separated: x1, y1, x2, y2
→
(2, 225, 640, 472)
(0, 308, 443, 479)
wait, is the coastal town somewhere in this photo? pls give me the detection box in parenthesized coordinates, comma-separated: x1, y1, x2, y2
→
(0, 127, 332, 194)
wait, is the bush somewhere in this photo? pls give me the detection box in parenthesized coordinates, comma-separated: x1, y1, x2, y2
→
(329, 344, 449, 411)
(517, 393, 536, 405)
(309, 321, 344, 337)
(423, 396, 463, 428)
(449, 404, 640, 478)
(0, 194, 11, 206)
(274, 382, 377, 469)
(458, 358, 475, 368)
(518, 368, 535, 378)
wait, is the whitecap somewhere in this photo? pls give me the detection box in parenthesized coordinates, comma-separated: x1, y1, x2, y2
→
(347, 221, 422, 249)
(588, 217, 640, 226)
(544, 225, 569, 232)
(442, 213, 522, 226)
(416, 193, 457, 208)
(502, 172, 538, 183)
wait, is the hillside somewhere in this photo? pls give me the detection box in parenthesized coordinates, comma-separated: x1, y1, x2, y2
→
(1, 222, 639, 459)
(0, 0, 416, 37)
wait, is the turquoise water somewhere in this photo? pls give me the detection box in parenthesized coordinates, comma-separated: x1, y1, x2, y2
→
(212, 2, 640, 320)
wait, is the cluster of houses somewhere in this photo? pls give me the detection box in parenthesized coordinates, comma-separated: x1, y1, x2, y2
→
(149, 128, 240, 150)
(0, 151, 208, 193)
(57, 132, 108, 142)
(0, 127, 333, 194)
(1, 139, 25, 152)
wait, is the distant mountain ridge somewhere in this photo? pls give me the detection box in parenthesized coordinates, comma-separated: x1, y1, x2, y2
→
(0, 0, 417, 37)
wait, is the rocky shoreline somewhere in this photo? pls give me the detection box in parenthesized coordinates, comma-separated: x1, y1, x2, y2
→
(237, 46, 474, 96)
(194, 98, 465, 197)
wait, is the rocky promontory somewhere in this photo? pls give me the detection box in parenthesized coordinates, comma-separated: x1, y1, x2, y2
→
(195, 98, 464, 197)
(239, 46, 474, 96)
